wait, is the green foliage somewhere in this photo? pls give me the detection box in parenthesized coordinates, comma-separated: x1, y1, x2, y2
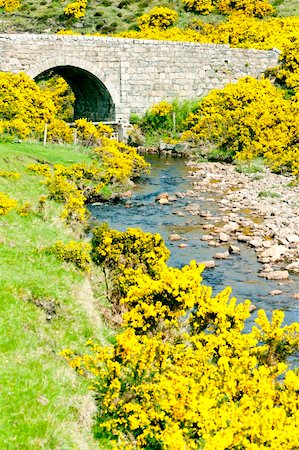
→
(138, 98, 199, 144)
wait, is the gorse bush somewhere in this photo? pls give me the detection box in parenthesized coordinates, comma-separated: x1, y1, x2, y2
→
(0, 0, 20, 11)
(0, 72, 56, 140)
(91, 223, 169, 301)
(0, 192, 17, 215)
(27, 132, 150, 225)
(63, 228, 299, 449)
(183, 0, 274, 17)
(138, 7, 178, 30)
(64, 0, 87, 18)
(182, 77, 299, 175)
(50, 240, 92, 271)
(39, 75, 75, 122)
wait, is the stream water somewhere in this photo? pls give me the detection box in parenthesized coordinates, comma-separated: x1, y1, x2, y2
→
(89, 154, 299, 328)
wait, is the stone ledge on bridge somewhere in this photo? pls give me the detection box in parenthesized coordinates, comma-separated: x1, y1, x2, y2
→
(0, 33, 279, 122)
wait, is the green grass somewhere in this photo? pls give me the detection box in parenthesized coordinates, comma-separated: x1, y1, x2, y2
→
(0, 141, 110, 449)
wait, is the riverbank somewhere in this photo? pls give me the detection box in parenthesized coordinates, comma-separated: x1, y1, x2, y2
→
(0, 142, 109, 449)
(183, 160, 299, 297)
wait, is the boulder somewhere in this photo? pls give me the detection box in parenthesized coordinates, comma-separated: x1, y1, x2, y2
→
(219, 232, 230, 242)
(201, 260, 216, 268)
(155, 192, 169, 201)
(269, 290, 283, 296)
(285, 262, 299, 273)
(158, 198, 170, 205)
(169, 234, 182, 241)
(260, 245, 287, 262)
(214, 251, 229, 260)
(229, 244, 240, 254)
(266, 270, 289, 280)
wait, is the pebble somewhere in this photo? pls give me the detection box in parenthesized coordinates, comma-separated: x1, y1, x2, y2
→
(169, 234, 182, 241)
(213, 251, 229, 260)
(269, 290, 283, 296)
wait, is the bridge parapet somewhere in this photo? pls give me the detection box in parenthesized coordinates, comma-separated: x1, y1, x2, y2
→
(0, 34, 279, 123)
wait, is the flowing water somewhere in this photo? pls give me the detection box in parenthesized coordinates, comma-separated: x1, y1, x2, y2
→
(89, 154, 299, 328)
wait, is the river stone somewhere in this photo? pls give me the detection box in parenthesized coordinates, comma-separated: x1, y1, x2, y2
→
(237, 234, 252, 243)
(219, 232, 230, 242)
(168, 196, 177, 202)
(249, 238, 263, 248)
(266, 270, 289, 280)
(156, 192, 169, 201)
(222, 222, 239, 233)
(248, 304, 257, 313)
(202, 234, 214, 241)
(201, 260, 216, 268)
(173, 211, 185, 217)
(208, 240, 219, 247)
(286, 234, 299, 243)
(260, 245, 287, 262)
(293, 293, 299, 300)
(229, 244, 240, 254)
(158, 198, 170, 205)
(285, 262, 299, 273)
(169, 234, 182, 241)
(213, 251, 229, 260)
(269, 290, 283, 296)
(178, 243, 188, 248)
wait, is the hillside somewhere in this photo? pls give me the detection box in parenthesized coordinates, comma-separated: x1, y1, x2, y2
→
(0, 0, 298, 35)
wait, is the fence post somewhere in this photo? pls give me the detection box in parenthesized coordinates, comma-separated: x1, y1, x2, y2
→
(74, 128, 77, 145)
(43, 123, 48, 146)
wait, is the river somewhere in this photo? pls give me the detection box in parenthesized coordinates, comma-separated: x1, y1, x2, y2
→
(89, 154, 299, 328)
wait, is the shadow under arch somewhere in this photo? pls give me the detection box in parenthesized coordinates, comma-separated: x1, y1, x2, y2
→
(34, 65, 116, 122)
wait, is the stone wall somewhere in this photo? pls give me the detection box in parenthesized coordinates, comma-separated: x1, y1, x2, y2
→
(0, 34, 279, 122)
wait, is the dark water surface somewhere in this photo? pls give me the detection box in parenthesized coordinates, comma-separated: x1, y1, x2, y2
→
(89, 154, 299, 328)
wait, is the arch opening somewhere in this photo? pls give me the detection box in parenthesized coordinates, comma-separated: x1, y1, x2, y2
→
(35, 65, 115, 122)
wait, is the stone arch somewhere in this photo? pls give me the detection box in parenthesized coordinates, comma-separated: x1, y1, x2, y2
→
(29, 57, 120, 122)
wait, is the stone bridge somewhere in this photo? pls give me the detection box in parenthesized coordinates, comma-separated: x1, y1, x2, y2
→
(0, 34, 279, 123)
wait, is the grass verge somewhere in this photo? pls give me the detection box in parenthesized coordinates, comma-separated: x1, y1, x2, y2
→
(0, 141, 110, 449)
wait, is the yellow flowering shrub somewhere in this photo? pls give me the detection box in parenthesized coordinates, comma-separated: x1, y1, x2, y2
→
(0, 0, 20, 12)
(138, 7, 178, 30)
(0, 72, 56, 139)
(183, 0, 215, 14)
(17, 201, 32, 217)
(40, 75, 75, 121)
(63, 227, 299, 449)
(150, 100, 173, 117)
(0, 170, 20, 180)
(0, 192, 17, 215)
(97, 122, 113, 138)
(93, 137, 150, 186)
(183, 0, 273, 16)
(47, 118, 73, 144)
(74, 118, 101, 146)
(91, 223, 169, 280)
(182, 76, 299, 174)
(64, 0, 87, 19)
(49, 240, 92, 272)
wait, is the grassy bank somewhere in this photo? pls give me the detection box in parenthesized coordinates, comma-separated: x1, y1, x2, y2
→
(0, 141, 110, 449)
